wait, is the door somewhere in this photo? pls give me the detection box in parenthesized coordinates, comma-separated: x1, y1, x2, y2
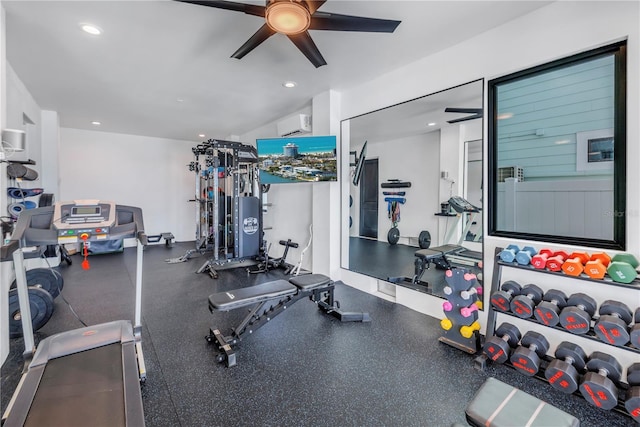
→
(359, 158, 378, 238)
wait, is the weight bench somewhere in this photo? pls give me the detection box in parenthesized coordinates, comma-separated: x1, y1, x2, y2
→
(147, 232, 174, 247)
(412, 244, 466, 283)
(206, 274, 371, 367)
(466, 377, 580, 427)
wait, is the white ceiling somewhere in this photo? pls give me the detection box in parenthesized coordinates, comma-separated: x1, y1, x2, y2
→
(348, 79, 483, 144)
(3, 1, 551, 142)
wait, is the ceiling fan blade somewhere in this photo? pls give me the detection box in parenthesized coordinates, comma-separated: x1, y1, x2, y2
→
(446, 113, 483, 124)
(308, 12, 400, 33)
(287, 31, 327, 68)
(445, 107, 483, 115)
(304, 0, 327, 15)
(231, 24, 276, 59)
(175, 0, 265, 17)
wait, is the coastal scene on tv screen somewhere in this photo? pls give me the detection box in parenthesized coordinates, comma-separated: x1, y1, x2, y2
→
(257, 135, 337, 184)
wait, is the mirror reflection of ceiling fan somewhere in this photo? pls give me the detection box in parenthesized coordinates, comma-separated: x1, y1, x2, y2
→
(176, 0, 401, 68)
(444, 107, 483, 124)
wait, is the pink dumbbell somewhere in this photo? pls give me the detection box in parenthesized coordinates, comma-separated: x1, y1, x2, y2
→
(461, 304, 479, 317)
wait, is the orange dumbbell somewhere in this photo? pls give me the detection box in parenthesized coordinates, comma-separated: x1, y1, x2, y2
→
(561, 252, 590, 276)
(584, 252, 611, 279)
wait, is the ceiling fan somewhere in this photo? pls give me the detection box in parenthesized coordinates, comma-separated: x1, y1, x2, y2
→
(176, 0, 401, 68)
(444, 107, 483, 124)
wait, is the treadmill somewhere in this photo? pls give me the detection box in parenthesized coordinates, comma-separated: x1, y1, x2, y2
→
(443, 196, 483, 267)
(2, 200, 147, 427)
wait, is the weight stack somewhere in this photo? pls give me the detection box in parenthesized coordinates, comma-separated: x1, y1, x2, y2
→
(439, 267, 482, 354)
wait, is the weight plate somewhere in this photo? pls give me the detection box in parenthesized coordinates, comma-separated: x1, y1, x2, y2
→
(11, 268, 63, 299)
(418, 230, 431, 249)
(8, 287, 55, 338)
(387, 227, 400, 245)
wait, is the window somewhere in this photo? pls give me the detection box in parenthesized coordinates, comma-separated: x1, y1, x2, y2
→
(488, 41, 626, 249)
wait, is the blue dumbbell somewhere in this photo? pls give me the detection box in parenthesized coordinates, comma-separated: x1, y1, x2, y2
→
(515, 246, 537, 266)
(499, 245, 520, 263)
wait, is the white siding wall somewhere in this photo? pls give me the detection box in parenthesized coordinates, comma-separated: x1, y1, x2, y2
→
(497, 54, 615, 179)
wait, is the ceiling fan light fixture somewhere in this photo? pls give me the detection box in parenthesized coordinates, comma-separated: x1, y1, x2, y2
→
(265, 1, 311, 35)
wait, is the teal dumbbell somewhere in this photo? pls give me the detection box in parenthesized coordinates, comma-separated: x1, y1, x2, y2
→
(515, 246, 537, 266)
(499, 245, 520, 263)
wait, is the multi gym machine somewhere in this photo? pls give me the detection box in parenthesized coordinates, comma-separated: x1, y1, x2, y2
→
(168, 140, 263, 278)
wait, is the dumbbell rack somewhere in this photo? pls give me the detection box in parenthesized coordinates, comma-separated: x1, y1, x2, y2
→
(477, 247, 639, 419)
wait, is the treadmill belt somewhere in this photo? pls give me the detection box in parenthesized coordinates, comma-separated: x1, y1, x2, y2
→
(25, 343, 126, 427)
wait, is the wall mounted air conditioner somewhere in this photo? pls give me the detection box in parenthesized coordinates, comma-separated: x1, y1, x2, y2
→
(277, 114, 312, 137)
(498, 166, 524, 182)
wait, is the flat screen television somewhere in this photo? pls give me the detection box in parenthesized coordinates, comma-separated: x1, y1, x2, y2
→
(256, 135, 337, 184)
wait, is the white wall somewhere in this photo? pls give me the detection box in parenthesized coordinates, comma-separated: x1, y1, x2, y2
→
(0, 1, 9, 365)
(5, 63, 41, 168)
(240, 104, 316, 272)
(334, 1, 639, 377)
(373, 132, 440, 245)
(59, 128, 195, 242)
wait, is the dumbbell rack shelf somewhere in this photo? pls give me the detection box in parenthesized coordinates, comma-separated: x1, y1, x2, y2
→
(490, 351, 632, 417)
(477, 247, 639, 420)
(493, 307, 640, 355)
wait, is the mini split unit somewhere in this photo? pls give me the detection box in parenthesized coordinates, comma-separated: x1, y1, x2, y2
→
(277, 114, 312, 137)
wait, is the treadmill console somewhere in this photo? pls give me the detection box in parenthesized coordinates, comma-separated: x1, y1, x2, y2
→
(448, 196, 480, 214)
(53, 200, 117, 244)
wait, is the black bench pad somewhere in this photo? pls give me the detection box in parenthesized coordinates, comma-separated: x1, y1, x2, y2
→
(209, 280, 296, 311)
(415, 244, 462, 260)
(288, 274, 332, 290)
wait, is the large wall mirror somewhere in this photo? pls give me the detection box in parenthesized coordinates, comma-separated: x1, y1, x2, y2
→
(341, 80, 484, 299)
(488, 41, 627, 250)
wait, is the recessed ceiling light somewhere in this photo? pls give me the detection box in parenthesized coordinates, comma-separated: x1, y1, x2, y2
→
(91, 121, 101, 126)
(283, 81, 297, 88)
(177, 98, 184, 103)
(198, 134, 205, 138)
(80, 24, 102, 35)
(427, 122, 436, 126)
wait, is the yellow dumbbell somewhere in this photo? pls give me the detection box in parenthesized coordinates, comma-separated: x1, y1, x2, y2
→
(441, 318, 453, 330)
(460, 321, 480, 338)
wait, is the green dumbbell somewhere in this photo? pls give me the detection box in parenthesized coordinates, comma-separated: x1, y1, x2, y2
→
(607, 253, 639, 284)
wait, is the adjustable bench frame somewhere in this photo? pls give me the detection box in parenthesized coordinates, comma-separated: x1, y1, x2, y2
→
(388, 244, 463, 288)
(412, 244, 464, 283)
(206, 276, 370, 367)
